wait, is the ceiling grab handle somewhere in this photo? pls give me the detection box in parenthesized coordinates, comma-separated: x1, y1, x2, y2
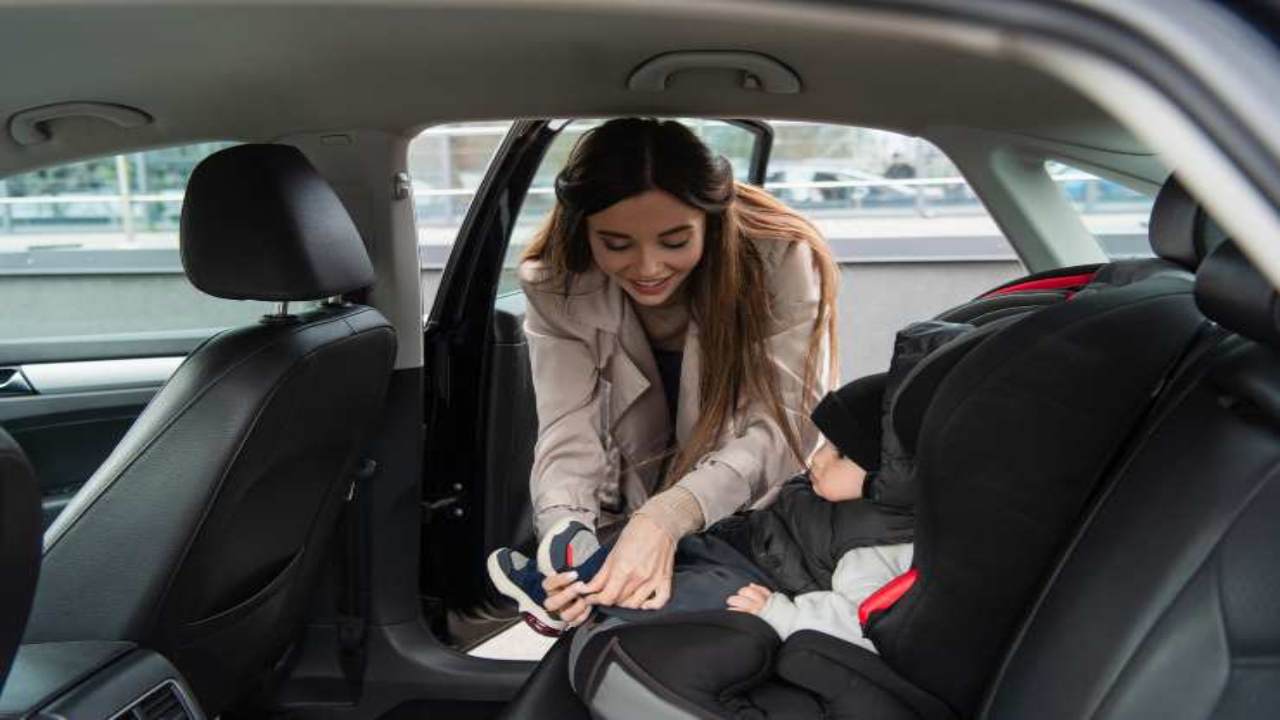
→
(8, 102, 153, 146)
(627, 51, 802, 94)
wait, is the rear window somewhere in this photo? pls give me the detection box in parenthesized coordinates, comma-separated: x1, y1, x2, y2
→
(1046, 160, 1156, 259)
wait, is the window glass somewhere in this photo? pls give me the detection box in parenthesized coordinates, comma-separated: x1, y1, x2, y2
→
(0, 142, 293, 342)
(408, 122, 512, 307)
(765, 122, 1007, 262)
(1045, 160, 1156, 259)
(763, 123, 1019, 377)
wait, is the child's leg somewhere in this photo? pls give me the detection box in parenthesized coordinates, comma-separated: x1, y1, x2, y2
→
(487, 548, 561, 635)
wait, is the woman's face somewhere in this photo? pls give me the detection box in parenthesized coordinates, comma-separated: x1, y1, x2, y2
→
(585, 189, 706, 307)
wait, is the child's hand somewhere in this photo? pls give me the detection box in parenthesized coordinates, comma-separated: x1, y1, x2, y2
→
(726, 583, 773, 615)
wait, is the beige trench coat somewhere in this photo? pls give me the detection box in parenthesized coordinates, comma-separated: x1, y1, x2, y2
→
(521, 237, 831, 538)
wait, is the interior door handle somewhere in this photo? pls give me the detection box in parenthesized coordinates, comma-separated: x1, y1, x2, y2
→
(627, 51, 802, 94)
(0, 367, 35, 396)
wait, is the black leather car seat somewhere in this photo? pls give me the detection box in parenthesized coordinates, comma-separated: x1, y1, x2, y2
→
(983, 240, 1280, 719)
(21, 144, 397, 715)
(0, 429, 40, 692)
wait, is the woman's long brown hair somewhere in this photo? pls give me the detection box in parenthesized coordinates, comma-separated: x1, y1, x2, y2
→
(522, 118, 839, 486)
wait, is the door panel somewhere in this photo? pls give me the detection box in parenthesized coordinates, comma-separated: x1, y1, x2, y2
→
(7, 407, 140, 526)
(482, 291, 537, 555)
(0, 331, 205, 527)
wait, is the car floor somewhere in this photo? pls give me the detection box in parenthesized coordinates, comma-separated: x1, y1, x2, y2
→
(466, 618, 557, 662)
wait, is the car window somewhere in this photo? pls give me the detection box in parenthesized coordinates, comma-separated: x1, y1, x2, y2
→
(1045, 160, 1157, 259)
(0, 142, 290, 343)
(764, 122, 1009, 262)
(763, 123, 1021, 376)
(408, 122, 513, 310)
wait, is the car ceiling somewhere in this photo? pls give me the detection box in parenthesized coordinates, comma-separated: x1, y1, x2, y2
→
(0, 0, 1156, 177)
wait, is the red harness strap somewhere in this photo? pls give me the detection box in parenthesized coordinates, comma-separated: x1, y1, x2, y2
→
(858, 568, 920, 626)
(981, 272, 1096, 298)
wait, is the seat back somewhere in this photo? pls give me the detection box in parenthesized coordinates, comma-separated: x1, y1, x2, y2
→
(984, 242, 1280, 719)
(0, 428, 40, 692)
(868, 270, 1205, 714)
(23, 145, 396, 714)
(865, 174, 1223, 715)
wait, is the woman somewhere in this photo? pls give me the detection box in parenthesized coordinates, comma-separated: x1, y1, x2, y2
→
(520, 118, 838, 624)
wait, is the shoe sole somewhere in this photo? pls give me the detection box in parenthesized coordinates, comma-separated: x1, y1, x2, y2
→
(486, 550, 564, 637)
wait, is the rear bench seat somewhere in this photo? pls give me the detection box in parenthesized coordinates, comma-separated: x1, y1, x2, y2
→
(983, 240, 1280, 719)
(498, 176, 1239, 719)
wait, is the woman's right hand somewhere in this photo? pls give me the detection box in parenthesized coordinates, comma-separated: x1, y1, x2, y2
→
(542, 570, 591, 627)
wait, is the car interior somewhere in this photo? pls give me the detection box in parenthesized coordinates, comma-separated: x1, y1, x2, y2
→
(0, 1, 1278, 719)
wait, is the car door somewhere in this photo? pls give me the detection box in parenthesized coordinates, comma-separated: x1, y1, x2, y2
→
(0, 142, 272, 527)
(420, 119, 773, 611)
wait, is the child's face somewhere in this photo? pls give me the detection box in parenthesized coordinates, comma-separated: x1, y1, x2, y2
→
(809, 439, 867, 502)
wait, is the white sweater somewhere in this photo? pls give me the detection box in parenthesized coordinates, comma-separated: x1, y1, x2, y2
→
(757, 543, 915, 652)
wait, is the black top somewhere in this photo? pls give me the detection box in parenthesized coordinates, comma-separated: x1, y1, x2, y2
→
(653, 347, 683, 429)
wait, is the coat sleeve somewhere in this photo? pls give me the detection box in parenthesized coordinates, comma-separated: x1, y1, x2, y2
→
(676, 240, 832, 529)
(522, 280, 609, 537)
(756, 543, 913, 648)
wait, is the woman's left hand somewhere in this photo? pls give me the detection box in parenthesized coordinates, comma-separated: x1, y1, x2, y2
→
(581, 514, 676, 610)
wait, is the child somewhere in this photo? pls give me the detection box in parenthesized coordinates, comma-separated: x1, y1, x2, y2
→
(725, 430, 913, 652)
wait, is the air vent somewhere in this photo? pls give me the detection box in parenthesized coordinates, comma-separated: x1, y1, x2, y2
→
(118, 681, 193, 720)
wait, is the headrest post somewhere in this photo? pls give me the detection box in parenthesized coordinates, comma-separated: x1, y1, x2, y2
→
(273, 301, 290, 317)
(323, 294, 348, 308)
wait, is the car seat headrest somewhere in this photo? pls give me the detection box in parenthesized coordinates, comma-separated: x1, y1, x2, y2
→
(1195, 241, 1280, 347)
(180, 144, 374, 301)
(890, 318, 1015, 456)
(1149, 175, 1228, 270)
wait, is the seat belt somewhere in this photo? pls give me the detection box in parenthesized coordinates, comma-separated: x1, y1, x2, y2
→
(337, 458, 378, 698)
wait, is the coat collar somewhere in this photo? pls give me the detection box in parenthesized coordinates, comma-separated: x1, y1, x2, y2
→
(544, 264, 706, 455)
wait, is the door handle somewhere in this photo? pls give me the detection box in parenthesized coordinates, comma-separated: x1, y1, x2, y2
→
(0, 367, 35, 396)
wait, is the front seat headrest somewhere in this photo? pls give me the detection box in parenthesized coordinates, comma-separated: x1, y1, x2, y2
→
(1148, 175, 1228, 270)
(1195, 241, 1280, 348)
(180, 144, 374, 301)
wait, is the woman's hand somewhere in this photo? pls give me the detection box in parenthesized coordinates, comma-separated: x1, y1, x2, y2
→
(582, 514, 677, 610)
(542, 571, 591, 627)
(726, 583, 773, 615)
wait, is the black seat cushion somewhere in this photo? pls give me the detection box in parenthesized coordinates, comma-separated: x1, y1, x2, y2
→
(0, 429, 40, 692)
(774, 631, 953, 720)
